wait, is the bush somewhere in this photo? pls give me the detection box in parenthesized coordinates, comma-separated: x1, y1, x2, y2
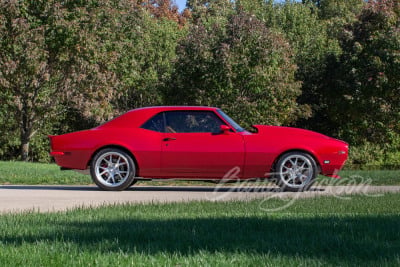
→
(347, 133, 400, 169)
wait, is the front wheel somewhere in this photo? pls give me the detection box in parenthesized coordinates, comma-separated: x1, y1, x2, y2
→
(274, 152, 318, 192)
(90, 148, 136, 191)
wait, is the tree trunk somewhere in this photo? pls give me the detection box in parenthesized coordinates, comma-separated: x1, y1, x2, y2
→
(20, 107, 32, 162)
(20, 138, 30, 161)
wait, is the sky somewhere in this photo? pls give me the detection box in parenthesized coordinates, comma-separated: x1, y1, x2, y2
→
(174, 0, 187, 12)
(173, 1, 300, 12)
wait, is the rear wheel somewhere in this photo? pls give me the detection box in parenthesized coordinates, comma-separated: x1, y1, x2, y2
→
(90, 148, 136, 191)
(274, 152, 317, 192)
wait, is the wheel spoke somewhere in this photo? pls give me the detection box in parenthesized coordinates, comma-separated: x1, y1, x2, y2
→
(99, 170, 108, 176)
(94, 151, 134, 188)
(105, 174, 114, 183)
(278, 154, 314, 189)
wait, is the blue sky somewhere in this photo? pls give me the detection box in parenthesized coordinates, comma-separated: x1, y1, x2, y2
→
(173, 1, 299, 12)
(174, 0, 187, 12)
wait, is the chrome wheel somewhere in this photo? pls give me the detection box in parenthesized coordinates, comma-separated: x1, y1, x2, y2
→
(91, 149, 135, 191)
(275, 152, 317, 191)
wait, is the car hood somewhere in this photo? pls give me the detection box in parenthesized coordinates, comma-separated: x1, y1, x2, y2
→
(251, 125, 336, 140)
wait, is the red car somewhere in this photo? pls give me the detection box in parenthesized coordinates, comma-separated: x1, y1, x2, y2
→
(49, 106, 348, 191)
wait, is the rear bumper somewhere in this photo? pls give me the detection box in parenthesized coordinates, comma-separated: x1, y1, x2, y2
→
(49, 150, 91, 170)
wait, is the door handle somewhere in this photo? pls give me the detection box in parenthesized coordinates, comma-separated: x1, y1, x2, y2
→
(163, 137, 177, 141)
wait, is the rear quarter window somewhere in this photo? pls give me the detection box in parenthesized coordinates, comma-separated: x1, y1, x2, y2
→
(141, 112, 165, 132)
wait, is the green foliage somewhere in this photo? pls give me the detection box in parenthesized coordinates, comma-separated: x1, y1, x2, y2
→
(0, 0, 184, 161)
(347, 142, 386, 169)
(0, 0, 122, 161)
(111, 11, 184, 110)
(321, 1, 400, 144)
(187, 0, 235, 23)
(166, 9, 307, 126)
(382, 131, 400, 167)
(267, 2, 341, 132)
(347, 132, 400, 169)
(0, 0, 399, 167)
(316, 0, 365, 21)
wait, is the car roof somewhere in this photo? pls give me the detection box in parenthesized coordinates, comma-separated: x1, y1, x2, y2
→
(133, 106, 219, 112)
(97, 106, 220, 129)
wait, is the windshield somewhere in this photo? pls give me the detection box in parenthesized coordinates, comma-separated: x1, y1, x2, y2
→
(217, 109, 245, 132)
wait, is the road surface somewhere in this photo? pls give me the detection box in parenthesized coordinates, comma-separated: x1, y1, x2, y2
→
(1, 185, 399, 213)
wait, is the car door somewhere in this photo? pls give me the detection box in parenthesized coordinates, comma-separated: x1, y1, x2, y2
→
(161, 110, 245, 179)
(138, 112, 165, 177)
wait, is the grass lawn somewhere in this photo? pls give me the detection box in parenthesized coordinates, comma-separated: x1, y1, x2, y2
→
(0, 161, 399, 186)
(0, 161, 92, 185)
(0, 194, 399, 266)
(318, 169, 400, 186)
(0, 161, 399, 265)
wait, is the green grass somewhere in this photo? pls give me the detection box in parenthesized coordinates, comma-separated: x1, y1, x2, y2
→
(1, 161, 399, 186)
(317, 169, 400, 186)
(0, 161, 91, 185)
(1, 160, 399, 265)
(0, 194, 399, 266)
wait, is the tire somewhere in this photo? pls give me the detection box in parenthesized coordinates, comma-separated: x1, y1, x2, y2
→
(90, 148, 136, 191)
(130, 179, 138, 187)
(274, 152, 318, 192)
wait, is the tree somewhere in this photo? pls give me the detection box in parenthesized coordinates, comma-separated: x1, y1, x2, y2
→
(304, 0, 365, 20)
(238, 1, 338, 132)
(321, 0, 400, 144)
(0, 0, 118, 161)
(83, 0, 185, 112)
(166, 10, 308, 126)
(128, 0, 189, 26)
(186, 0, 235, 24)
(314, 0, 365, 40)
(0, 0, 185, 161)
(0, 0, 58, 161)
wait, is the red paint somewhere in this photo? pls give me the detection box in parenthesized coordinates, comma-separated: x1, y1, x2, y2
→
(50, 151, 65, 156)
(49, 106, 348, 180)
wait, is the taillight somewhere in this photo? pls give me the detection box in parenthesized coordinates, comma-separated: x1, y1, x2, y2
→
(50, 151, 65, 156)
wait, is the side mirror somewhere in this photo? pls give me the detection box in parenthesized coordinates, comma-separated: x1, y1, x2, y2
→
(220, 125, 231, 134)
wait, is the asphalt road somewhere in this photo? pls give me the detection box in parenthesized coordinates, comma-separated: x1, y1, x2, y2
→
(1, 185, 400, 213)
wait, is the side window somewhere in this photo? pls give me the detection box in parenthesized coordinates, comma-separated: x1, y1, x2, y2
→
(141, 112, 165, 132)
(165, 111, 226, 133)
